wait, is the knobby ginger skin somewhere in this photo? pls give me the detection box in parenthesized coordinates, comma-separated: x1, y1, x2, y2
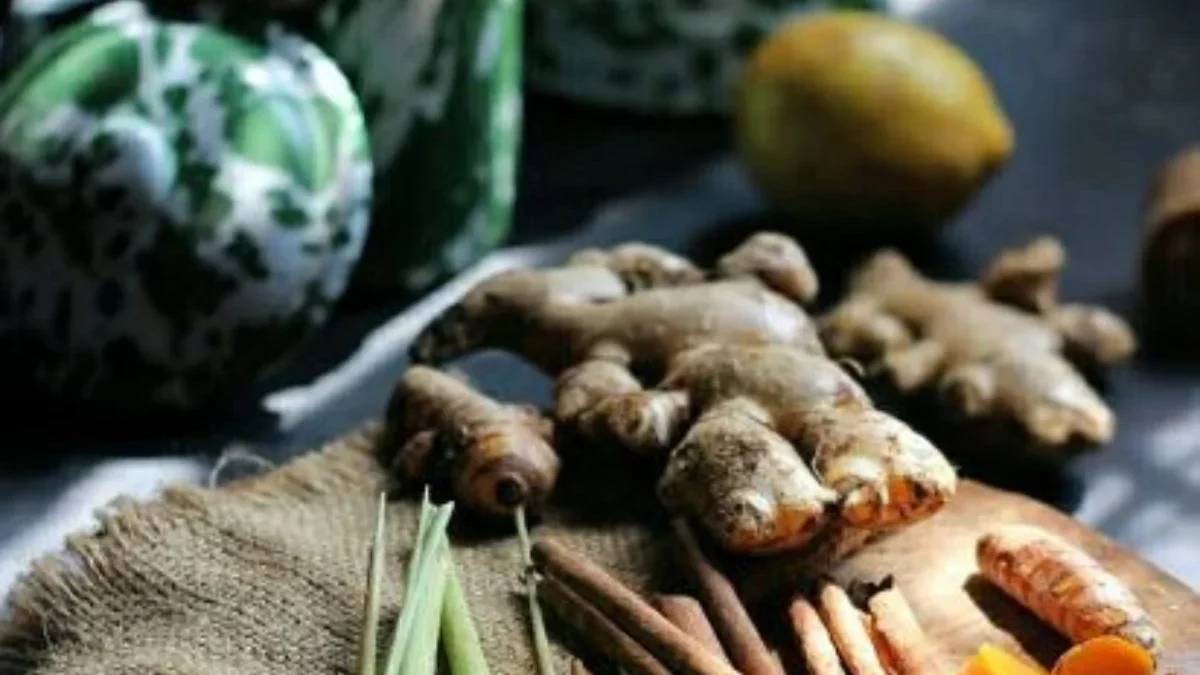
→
(413, 232, 956, 555)
(976, 525, 1161, 654)
(820, 237, 1135, 454)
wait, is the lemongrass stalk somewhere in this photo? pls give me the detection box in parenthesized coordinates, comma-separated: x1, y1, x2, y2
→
(357, 492, 389, 675)
(441, 550, 491, 675)
(398, 537, 450, 675)
(381, 489, 435, 671)
(516, 506, 555, 675)
(384, 502, 455, 675)
(406, 488, 435, 592)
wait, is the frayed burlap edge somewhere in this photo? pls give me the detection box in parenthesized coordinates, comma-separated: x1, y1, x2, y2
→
(0, 424, 666, 675)
(0, 426, 386, 673)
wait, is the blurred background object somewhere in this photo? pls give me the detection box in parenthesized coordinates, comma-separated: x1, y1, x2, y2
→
(734, 11, 1014, 238)
(315, 0, 523, 297)
(0, 0, 371, 413)
(1140, 146, 1200, 358)
(0, 0, 524, 412)
(525, 0, 885, 115)
(192, 0, 526, 298)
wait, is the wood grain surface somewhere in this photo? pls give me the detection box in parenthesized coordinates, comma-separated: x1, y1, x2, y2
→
(826, 480, 1200, 674)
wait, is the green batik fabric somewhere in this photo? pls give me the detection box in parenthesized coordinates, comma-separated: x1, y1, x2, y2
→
(526, 0, 885, 115)
(314, 0, 523, 294)
(0, 0, 373, 410)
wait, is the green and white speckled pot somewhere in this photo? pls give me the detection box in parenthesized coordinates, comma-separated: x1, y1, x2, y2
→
(0, 0, 372, 410)
(5, 0, 525, 297)
(526, 0, 885, 115)
(314, 0, 523, 294)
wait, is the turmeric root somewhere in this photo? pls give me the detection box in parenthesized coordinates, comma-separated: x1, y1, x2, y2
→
(976, 524, 1161, 654)
(1050, 636, 1154, 675)
(382, 366, 560, 517)
(412, 232, 954, 553)
(820, 237, 1135, 453)
(960, 645, 1048, 675)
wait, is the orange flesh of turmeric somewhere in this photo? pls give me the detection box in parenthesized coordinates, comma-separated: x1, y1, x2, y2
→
(960, 645, 1048, 675)
(1050, 636, 1154, 675)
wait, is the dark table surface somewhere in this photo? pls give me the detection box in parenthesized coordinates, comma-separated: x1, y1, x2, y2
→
(3, 0, 1200, 600)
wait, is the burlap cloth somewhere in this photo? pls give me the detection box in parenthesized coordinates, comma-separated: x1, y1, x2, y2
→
(0, 424, 673, 675)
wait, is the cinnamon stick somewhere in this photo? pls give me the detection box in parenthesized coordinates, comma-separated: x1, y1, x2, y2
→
(671, 519, 786, 675)
(532, 539, 739, 675)
(867, 586, 945, 675)
(819, 583, 889, 675)
(652, 594, 730, 662)
(539, 575, 671, 675)
(789, 595, 847, 675)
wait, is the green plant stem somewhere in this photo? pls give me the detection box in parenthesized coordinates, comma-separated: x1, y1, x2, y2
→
(357, 492, 389, 675)
(517, 506, 555, 675)
(384, 500, 455, 675)
(406, 488, 435, 592)
(399, 538, 450, 675)
(442, 551, 491, 675)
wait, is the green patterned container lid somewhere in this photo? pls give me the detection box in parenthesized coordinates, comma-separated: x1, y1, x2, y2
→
(526, 0, 884, 115)
(0, 0, 373, 410)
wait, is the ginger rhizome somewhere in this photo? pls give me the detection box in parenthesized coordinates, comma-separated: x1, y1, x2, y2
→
(411, 232, 956, 555)
(382, 366, 561, 517)
(820, 237, 1135, 453)
(976, 524, 1161, 654)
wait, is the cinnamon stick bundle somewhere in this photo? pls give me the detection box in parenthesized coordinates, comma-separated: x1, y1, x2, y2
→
(540, 576, 671, 675)
(789, 595, 847, 675)
(653, 594, 729, 662)
(819, 583, 889, 675)
(867, 586, 945, 675)
(672, 519, 786, 675)
(533, 539, 739, 675)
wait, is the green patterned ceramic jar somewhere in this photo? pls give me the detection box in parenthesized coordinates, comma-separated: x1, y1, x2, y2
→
(0, 0, 372, 410)
(314, 0, 523, 294)
(526, 0, 884, 114)
(188, 0, 524, 295)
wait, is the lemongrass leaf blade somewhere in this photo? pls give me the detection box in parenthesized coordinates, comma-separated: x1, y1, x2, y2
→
(357, 492, 389, 675)
(384, 502, 456, 675)
(405, 487, 435, 593)
(441, 549, 491, 675)
(398, 537, 450, 675)
(382, 489, 437, 674)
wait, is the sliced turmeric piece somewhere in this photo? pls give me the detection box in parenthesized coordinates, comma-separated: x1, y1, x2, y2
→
(1051, 636, 1154, 675)
(960, 645, 1047, 675)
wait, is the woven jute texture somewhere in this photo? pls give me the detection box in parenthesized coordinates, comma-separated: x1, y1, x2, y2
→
(0, 424, 669, 675)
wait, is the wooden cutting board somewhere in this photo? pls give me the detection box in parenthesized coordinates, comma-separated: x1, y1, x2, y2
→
(822, 480, 1200, 674)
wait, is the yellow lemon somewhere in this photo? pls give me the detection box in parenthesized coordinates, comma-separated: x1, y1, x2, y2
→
(735, 11, 1014, 234)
